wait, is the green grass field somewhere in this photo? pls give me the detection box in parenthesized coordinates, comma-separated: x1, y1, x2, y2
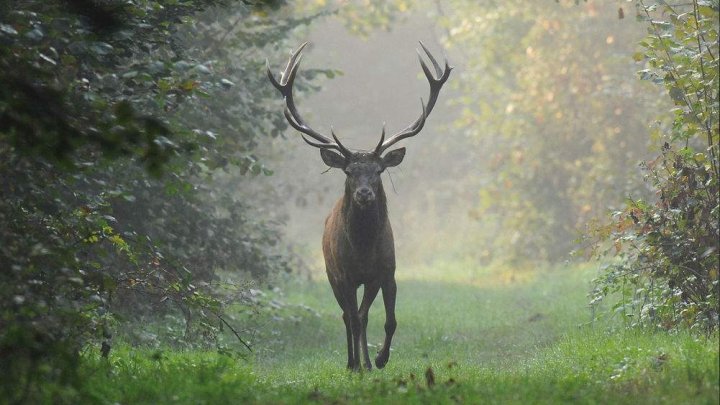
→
(74, 261, 718, 404)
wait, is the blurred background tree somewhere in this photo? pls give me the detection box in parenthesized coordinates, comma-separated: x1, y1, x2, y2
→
(433, 0, 664, 264)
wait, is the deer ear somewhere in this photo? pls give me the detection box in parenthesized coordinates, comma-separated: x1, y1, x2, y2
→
(381, 147, 406, 168)
(320, 148, 347, 168)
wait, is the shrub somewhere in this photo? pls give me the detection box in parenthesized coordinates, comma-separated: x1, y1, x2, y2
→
(590, 0, 719, 332)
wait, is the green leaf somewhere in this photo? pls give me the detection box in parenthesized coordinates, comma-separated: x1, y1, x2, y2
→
(89, 41, 113, 55)
(668, 87, 685, 104)
(115, 101, 134, 122)
(0, 23, 18, 35)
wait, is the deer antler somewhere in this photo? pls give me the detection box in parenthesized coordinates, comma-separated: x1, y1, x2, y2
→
(375, 42, 452, 155)
(267, 42, 352, 156)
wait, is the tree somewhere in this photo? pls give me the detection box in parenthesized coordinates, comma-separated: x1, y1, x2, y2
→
(0, 0, 325, 401)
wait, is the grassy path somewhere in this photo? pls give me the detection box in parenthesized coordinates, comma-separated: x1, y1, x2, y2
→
(77, 263, 718, 404)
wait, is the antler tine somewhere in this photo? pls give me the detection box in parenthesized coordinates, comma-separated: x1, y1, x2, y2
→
(268, 43, 352, 155)
(374, 122, 386, 155)
(281, 42, 308, 85)
(267, 42, 308, 93)
(419, 41, 443, 77)
(301, 135, 344, 153)
(377, 42, 452, 154)
(331, 127, 353, 157)
(378, 100, 427, 153)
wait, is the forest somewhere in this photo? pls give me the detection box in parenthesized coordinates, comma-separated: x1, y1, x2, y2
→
(0, 0, 718, 403)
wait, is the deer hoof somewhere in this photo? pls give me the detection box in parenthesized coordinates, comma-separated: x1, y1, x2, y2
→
(375, 352, 389, 369)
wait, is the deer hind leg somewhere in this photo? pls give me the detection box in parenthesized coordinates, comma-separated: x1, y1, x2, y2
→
(358, 282, 381, 371)
(375, 277, 397, 369)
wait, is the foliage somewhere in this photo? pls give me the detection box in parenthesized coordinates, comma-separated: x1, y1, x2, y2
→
(0, 0, 327, 401)
(290, 0, 413, 37)
(429, 1, 659, 264)
(590, 0, 719, 332)
(1, 0, 231, 172)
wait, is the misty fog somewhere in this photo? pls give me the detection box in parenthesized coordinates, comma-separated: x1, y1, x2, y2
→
(249, 1, 657, 277)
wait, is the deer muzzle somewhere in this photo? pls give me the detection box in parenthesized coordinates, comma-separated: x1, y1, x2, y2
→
(354, 187, 375, 206)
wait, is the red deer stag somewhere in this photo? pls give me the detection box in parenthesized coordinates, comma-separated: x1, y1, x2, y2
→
(267, 42, 451, 371)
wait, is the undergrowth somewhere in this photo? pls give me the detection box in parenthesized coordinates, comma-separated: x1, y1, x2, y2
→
(53, 262, 720, 404)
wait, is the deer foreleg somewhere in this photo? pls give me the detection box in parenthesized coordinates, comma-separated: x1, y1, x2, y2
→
(346, 288, 362, 371)
(375, 277, 397, 369)
(341, 311, 353, 369)
(330, 282, 355, 370)
(358, 282, 381, 371)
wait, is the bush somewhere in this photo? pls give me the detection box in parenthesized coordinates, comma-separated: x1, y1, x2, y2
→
(590, 0, 719, 332)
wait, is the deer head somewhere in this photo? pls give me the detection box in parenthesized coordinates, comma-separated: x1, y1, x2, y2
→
(267, 42, 452, 208)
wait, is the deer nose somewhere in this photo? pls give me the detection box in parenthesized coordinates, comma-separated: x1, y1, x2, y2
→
(354, 187, 375, 204)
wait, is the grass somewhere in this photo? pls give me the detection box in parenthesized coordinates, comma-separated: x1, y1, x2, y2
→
(69, 261, 718, 404)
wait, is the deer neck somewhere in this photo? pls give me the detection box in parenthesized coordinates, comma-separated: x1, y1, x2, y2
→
(342, 183, 388, 250)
